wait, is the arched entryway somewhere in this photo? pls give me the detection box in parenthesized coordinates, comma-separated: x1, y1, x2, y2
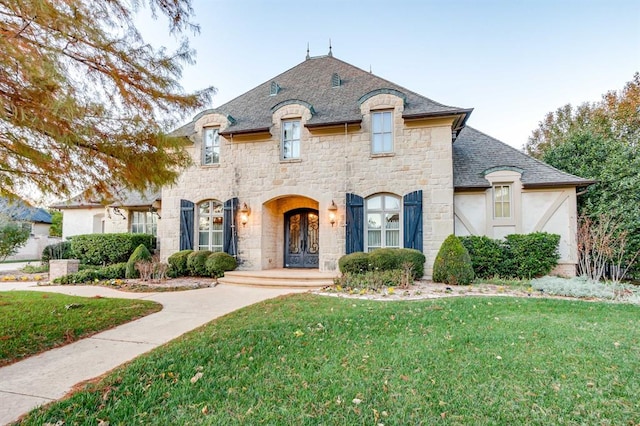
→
(284, 208, 319, 268)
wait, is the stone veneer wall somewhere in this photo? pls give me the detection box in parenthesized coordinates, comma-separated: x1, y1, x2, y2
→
(160, 93, 455, 276)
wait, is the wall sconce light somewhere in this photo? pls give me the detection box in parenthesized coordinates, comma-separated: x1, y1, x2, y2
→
(240, 202, 250, 227)
(328, 200, 337, 227)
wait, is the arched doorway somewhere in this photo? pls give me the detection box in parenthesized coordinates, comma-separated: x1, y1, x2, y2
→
(284, 208, 319, 268)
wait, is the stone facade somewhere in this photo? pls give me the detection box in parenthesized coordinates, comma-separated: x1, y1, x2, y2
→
(160, 93, 455, 276)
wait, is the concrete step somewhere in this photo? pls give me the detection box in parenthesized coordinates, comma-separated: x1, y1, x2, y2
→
(218, 269, 338, 289)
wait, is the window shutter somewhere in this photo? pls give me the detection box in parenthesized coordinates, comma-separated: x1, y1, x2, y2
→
(403, 190, 423, 251)
(223, 197, 239, 256)
(179, 199, 194, 250)
(345, 193, 364, 254)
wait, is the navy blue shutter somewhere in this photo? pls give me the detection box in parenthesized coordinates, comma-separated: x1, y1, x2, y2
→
(179, 199, 194, 250)
(403, 190, 423, 251)
(223, 197, 239, 256)
(346, 193, 364, 253)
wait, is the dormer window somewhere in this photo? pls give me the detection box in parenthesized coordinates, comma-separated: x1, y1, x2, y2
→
(270, 81, 280, 96)
(281, 120, 301, 159)
(371, 110, 393, 154)
(331, 73, 341, 87)
(203, 128, 220, 165)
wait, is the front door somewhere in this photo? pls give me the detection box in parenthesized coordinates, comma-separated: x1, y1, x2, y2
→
(284, 208, 319, 268)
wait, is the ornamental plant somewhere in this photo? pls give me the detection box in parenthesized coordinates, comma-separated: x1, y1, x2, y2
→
(432, 235, 474, 285)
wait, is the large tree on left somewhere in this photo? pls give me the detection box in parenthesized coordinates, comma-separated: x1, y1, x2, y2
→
(0, 0, 213, 199)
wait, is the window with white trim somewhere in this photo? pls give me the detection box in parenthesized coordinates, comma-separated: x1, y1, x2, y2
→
(493, 184, 511, 219)
(281, 120, 301, 159)
(203, 128, 220, 165)
(371, 110, 393, 153)
(131, 211, 157, 236)
(366, 194, 401, 251)
(198, 200, 224, 252)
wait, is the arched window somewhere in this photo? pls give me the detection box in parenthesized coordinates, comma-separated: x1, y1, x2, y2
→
(198, 200, 224, 252)
(366, 194, 401, 251)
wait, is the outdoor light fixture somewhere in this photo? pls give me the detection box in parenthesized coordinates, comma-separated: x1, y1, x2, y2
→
(328, 200, 337, 227)
(240, 202, 250, 227)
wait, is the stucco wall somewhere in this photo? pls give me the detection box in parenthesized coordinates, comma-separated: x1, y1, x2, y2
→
(160, 93, 455, 275)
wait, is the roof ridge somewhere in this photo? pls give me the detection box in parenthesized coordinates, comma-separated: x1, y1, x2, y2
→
(463, 126, 592, 182)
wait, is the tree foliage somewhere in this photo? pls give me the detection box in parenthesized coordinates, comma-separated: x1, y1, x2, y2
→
(0, 216, 30, 261)
(0, 0, 214, 199)
(525, 74, 640, 275)
(48, 210, 62, 237)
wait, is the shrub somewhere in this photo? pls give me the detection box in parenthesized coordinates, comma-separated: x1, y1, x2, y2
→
(336, 269, 403, 291)
(41, 241, 74, 262)
(167, 249, 193, 277)
(205, 252, 237, 278)
(100, 262, 127, 279)
(71, 233, 155, 265)
(338, 252, 371, 274)
(396, 248, 426, 279)
(369, 248, 400, 271)
(53, 262, 127, 284)
(126, 244, 152, 279)
(459, 236, 506, 279)
(187, 250, 212, 276)
(432, 235, 474, 285)
(531, 276, 640, 302)
(504, 232, 560, 278)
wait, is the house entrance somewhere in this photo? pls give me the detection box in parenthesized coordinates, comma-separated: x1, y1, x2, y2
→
(284, 208, 319, 268)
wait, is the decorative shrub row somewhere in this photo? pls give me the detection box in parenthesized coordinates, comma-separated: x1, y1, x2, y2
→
(433, 235, 475, 285)
(168, 249, 238, 277)
(460, 232, 561, 279)
(71, 233, 155, 266)
(53, 262, 127, 284)
(41, 241, 74, 262)
(338, 248, 426, 279)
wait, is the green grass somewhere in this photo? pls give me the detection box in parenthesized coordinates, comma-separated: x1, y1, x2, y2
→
(0, 291, 161, 366)
(19, 294, 640, 425)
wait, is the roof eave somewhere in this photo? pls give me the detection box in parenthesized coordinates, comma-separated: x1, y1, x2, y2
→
(305, 119, 362, 129)
(523, 180, 597, 189)
(219, 127, 271, 138)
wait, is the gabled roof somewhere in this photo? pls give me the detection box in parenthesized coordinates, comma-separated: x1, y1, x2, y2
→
(0, 197, 52, 224)
(453, 127, 595, 189)
(172, 55, 471, 138)
(51, 188, 161, 210)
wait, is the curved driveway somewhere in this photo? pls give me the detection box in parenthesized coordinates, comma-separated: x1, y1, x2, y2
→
(0, 282, 303, 425)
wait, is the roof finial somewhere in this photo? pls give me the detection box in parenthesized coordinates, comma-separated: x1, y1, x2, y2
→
(328, 38, 333, 57)
(369, 64, 372, 74)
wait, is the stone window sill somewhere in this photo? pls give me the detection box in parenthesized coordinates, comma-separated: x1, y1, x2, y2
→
(370, 152, 395, 159)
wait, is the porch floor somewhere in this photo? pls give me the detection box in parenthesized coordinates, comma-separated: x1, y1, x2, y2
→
(218, 268, 338, 289)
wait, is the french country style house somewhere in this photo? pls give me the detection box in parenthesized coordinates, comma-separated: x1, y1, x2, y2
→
(160, 53, 592, 278)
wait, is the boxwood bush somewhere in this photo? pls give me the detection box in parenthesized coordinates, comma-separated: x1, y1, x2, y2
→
(125, 244, 153, 279)
(368, 248, 399, 271)
(187, 250, 212, 277)
(338, 248, 426, 279)
(396, 248, 426, 279)
(71, 233, 155, 266)
(167, 249, 192, 277)
(53, 262, 127, 284)
(459, 235, 506, 279)
(338, 252, 371, 274)
(432, 235, 474, 285)
(205, 252, 237, 278)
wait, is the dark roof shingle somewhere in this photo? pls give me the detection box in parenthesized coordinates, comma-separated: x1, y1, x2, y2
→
(453, 127, 595, 189)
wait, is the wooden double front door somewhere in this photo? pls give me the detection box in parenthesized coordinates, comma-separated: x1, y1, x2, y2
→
(284, 208, 319, 268)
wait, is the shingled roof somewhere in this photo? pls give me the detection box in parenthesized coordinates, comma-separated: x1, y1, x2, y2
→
(453, 127, 595, 189)
(173, 55, 472, 138)
(51, 188, 161, 209)
(0, 197, 52, 224)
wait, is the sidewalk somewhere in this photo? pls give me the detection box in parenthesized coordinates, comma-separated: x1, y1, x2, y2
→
(0, 282, 303, 425)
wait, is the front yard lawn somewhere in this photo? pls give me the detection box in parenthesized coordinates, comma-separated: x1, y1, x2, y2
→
(19, 294, 640, 425)
(0, 291, 161, 366)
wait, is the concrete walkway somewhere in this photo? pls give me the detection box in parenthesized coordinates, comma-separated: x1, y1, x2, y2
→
(0, 281, 303, 425)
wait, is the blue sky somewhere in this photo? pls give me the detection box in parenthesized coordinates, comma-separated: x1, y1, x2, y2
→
(138, 0, 640, 149)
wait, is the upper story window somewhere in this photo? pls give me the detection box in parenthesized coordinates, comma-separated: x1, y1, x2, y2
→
(366, 194, 401, 251)
(131, 211, 157, 237)
(371, 111, 393, 154)
(198, 200, 224, 252)
(203, 128, 220, 165)
(281, 120, 301, 159)
(493, 184, 512, 219)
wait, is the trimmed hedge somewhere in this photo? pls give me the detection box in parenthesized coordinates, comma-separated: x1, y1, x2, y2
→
(338, 248, 426, 279)
(71, 233, 155, 266)
(460, 232, 561, 279)
(53, 262, 127, 284)
(126, 244, 153, 279)
(338, 252, 370, 274)
(432, 235, 474, 285)
(205, 252, 237, 278)
(167, 249, 192, 277)
(41, 241, 74, 263)
(187, 250, 212, 277)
